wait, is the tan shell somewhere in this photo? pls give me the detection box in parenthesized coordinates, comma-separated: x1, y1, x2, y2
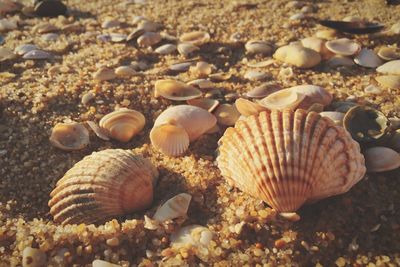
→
(153, 193, 192, 221)
(154, 79, 202, 101)
(137, 32, 162, 47)
(377, 47, 400, 61)
(258, 88, 305, 110)
(364, 147, 400, 172)
(187, 98, 219, 112)
(273, 44, 321, 68)
(187, 79, 214, 89)
(300, 37, 333, 59)
(214, 104, 241, 126)
(189, 61, 213, 77)
(354, 48, 383, 68)
(245, 40, 273, 55)
(375, 75, 400, 89)
(99, 109, 145, 142)
(217, 109, 366, 212)
(150, 105, 217, 156)
(93, 67, 116, 81)
(376, 60, 400, 75)
(49, 122, 90, 151)
(291, 85, 333, 109)
(48, 149, 159, 225)
(246, 83, 281, 98)
(325, 38, 360, 56)
(177, 42, 200, 57)
(235, 98, 268, 116)
(179, 31, 210, 46)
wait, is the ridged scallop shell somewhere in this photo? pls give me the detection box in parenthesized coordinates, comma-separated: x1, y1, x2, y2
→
(49, 122, 89, 151)
(217, 109, 366, 212)
(150, 105, 217, 156)
(48, 149, 159, 225)
(154, 79, 202, 101)
(99, 108, 145, 142)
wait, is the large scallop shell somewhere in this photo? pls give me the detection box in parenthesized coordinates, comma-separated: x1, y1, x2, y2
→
(217, 109, 366, 212)
(48, 149, 159, 225)
(99, 108, 145, 142)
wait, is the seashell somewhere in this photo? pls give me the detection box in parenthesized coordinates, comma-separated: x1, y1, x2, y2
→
(247, 59, 275, 68)
(154, 79, 201, 101)
(115, 66, 136, 77)
(279, 212, 301, 222)
(153, 193, 192, 221)
(101, 18, 120, 29)
(137, 20, 160, 32)
(325, 38, 360, 56)
(187, 98, 219, 112)
(126, 28, 145, 42)
(150, 105, 217, 156)
(354, 48, 383, 68)
(390, 22, 400, 34)
(289, 12, 306, 20)
(22, 49, 53, 60)
(258, 88, 305, 110)
(246, 83, 281, 98)
(169, 62, 193, 72)
(377, 47, 400, 61)
(273, 44, 321, 68)
(137, 32, 162, 47)
(99, 108, 145, 142)
(235, 98, 268, 116)
(343, 105, 389, 143)
(319, 111, 345, 126)
(364, 84, 382, 95)
(86, 121, 110, 141)
(388, 130, 400, 152)
(81, 91, 95, 106)
(0, 47, 16, 61)
(216, 109, 366, 212)
(245, 40, 273, 55)
(0, 18, 17, 32)
(179, 31, 210, 46)
(155, 44, 177, 55)
(177, 42, 200, 57)
(300, 37, 333, 59)
(48, 149, 159, 225)
(325, 55, 355, 68)
(244, 71, 269, 81)
(93, 67, 116, 81)
(92, 260, 121, 267)
(214, 104, 241, 126)
(42, 33, 59, 42)
(315, 29, 337, 40)
(332, 101, 358, 113)
(364, 147, 400, 172)
(14, 44, 39, 56)
(22, 247, 47, 267)
(375, 75, 400, 89)
(189, 61, 212, 77)
(35, 23, 59, 34)
(290, 85, 333, 109)
(160, 31, 178, 41)
(171, 225, 213, 249)
(49, 122, 90, 151)
(209, 72, 231, 82)
(318, 20, 384, 34)
(109, 33, 127, 43)
(376, 60, 400, 75)
(187, 79, 214, 89)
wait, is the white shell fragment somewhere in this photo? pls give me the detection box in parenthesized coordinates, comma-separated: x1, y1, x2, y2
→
(354, 48, 383, 68)
(325, 38, 360, 56)
(319, 111, 345, 126)
(153, 193, 192, 221)
(258, 88, 305, 110)
(171, 225, 213, 249)
(375, 75, 400, 89)
(244, 71, 269, 81)
(49, 122, 90, 151)
(364, 147, 400, 172)
(376, 60, 400, 75)
(187, 98, 219, 112)
(86, 121, 110, 141)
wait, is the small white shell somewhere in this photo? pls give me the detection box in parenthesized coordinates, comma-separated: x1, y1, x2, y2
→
(325, 38, 360, 56)
(115, 66, 136, 77)
(153, 193, 192, 221)
(354, 48, 383, 68)
(179, 31, 210, 46)
(109, 33, 127, 43)
(213, 104, 241, 126)
(155, 44, 177, 55)
(86, 121, 110, 141)
(244, 71, 269, 81)
(290, 84, 333, 108)
(170, 225, 213, 249)
(154, 79, 202, 101)
(364, 147, 400, 172)
(49, 122, 90, 151)
(273, 44, 321, 68)
(319, 111, 345, 126)
(245, 40, 272, 55)
(177, 42, 200, 57)
(376, 60, 400, 75)
(137, 32, 162, 47)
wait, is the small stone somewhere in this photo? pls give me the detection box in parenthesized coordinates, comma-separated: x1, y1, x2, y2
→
(22, 247, 47, 267)
(81, 92, 95, 106)
(335, 257, 346, 267)
(274, 239, 287, 249)
(34, 0, 67, 17)
(93, 67, 116, 81)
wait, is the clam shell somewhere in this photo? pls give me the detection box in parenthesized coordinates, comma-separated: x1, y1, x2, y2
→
(377, 47, 400, 61)
(153, 193, 192, 221)
(99, 108, 145, 142)
(291, 85, 333, 109)
(189, 61, 212, 77)
(244, 71, 269, 81)
(48, 149, 158, 225)
(155, 44, 177, 55)
(171, 225, 213, 249)
(86, 121, 110, 141)
(137, 32, 162, 47)
(14, 44, 39, 56)
(187, 79, 214, 89)
(187, 98, 219, 112)
(217, 109, 366, 212)
(115, 66, 136, 77)
(354, 48, 383, 68)
(325, 55, 355, 68)
(325, 38, 360, 56)
(150, 105, 217, 156)
(177, 42, 200, 57)
(214, 104, 241, 126)
(300, 37, 333, 59)
(235, 98, 268, 116)
(154, 79, 202, 101)
(319, 111, 345, 126)
(49, 122, 89, 151)
(245, 40, 272, 55)
(273, 44, 321, 68)
(376, 60, 400, 75)
(258, 88, 305, 110)
(364, 147, 400, 172)
(375, 75, 400, 89)
(22, 49, 53, 60)
(179, 31, 210, 46)
(209, 72, 231, 82)
(246, 83, 281, 98)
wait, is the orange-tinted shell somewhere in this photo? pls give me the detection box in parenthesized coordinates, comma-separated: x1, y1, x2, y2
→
(217, 109, 366, 212)
(48, 149, 159, 225)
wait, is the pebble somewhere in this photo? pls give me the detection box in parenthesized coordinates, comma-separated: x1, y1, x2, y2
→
(34, 0, 67, 17)
(22, 247, 47, 267)
(93, 67, 117, 81)
(115, 66, 136, 77)
(22, 50, 53, 60)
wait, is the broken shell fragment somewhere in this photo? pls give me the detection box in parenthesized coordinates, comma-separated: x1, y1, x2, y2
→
(258, 88, 305, 111)
(48, 149, 159, 225)
(376, 60, 400, 75)
(377, 47, 400, 61)
(137, 32, 162, 47)
(273, 44, 321, 68)
(86, 121, 110, 141)
(300, 37, 333, 59)
(179, 31, 210, 46)
(154, 79, 202, 101)
(246, 83, 281, 98)
(214, 104, 241, 126)
(150, 105, 217, 156)
(325, 38, 360, 56)
(50, 122, 89, 151)
(177, 42, 200, 57)
(189, 61, 212, 77)
(319, 111, 345, 126)
(217, 109, 366, 212)
(343, 105, 389, 142)
(235, 98, 268, 116)
(99, 108, 145, 142)
(364, 147, 400, 172)
(153, 193, 192, 221)
(22, 49, 53, 60)
(245, 40, 273, 55)
(354, 48, 383, 68)
(375, 75, 400, 89)
(171, 225, 213, 249)
(187, 98, 219, 112)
